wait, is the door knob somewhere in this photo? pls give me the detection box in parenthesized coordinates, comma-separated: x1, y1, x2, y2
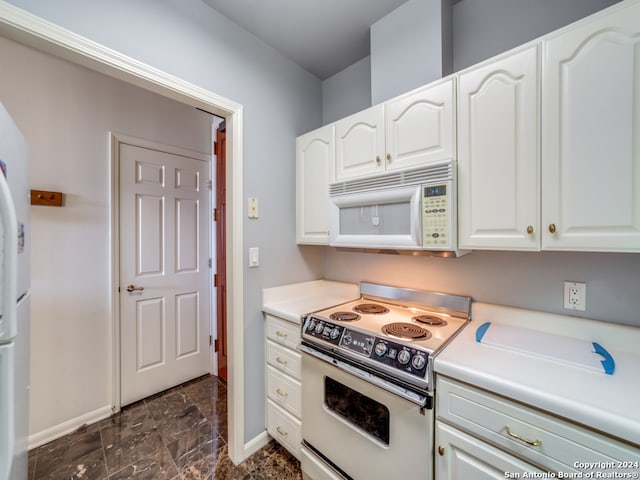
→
(126, 285, 144, 292)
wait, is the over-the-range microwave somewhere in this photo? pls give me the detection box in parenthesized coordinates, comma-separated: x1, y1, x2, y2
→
(328, 159, 469, 257)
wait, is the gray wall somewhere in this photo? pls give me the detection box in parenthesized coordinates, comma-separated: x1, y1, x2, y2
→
(453, 0, 622, 71)
(324, 250, 640, 327)
(323, 0, 640, 328)
(322, 56, 371, 124)
(5, 0, 324, 444)
(370, 0, 452, 104)
(322, 0, 623, 123)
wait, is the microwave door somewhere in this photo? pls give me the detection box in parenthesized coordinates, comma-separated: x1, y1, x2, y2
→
(329, 186, 422, 249)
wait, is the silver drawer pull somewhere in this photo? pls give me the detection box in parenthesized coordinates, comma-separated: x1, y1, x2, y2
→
(505, 425, 541, 447)
(276, 331, 288, 339)
(276, 388, 288, 398)
(276, 357, 288, 365)
(276, 426, 288, 437)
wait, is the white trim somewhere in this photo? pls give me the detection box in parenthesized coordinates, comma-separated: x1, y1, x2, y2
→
(28, 405, 113, 450)
(244, 431, 272, 458)
(0, 1, 247, 463)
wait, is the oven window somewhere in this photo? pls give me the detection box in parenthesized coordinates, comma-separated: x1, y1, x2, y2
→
(324, 376, 390, 445)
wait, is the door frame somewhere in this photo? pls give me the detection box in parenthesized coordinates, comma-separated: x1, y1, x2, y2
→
(111, 133, 212, 405)
(0, 3, 248, 464)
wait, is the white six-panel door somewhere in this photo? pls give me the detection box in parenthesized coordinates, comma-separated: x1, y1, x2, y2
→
(120, 143, 210, 406)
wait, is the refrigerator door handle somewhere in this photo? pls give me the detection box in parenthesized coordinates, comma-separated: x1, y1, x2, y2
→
(0, 170, 18, 340)
(0, 345, 15, 480)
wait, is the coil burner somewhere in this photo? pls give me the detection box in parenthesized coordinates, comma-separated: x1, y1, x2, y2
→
(329, 311, 360, 322)
(412, 315, 447, 327)
(353, 303, 390, 315)
(382, 322, 432, 340)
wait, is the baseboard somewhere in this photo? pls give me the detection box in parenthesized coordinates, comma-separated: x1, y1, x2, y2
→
(243, 430, 271, 459)
(28, 405, 113, 449)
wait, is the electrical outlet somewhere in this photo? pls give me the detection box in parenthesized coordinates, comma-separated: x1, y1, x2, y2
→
(564, 281, 586, 311)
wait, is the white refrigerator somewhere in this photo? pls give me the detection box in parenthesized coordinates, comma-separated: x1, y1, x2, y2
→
(0, 102, 30, 480)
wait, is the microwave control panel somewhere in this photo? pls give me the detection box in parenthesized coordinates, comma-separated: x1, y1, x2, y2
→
(421, 182, 452, 248)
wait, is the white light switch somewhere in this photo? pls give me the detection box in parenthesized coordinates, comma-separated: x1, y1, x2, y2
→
(248, 197, 259, 219)
(249, 247, 259, 267)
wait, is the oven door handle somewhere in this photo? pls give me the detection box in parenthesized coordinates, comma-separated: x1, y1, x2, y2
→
(299, 344, 430, 408)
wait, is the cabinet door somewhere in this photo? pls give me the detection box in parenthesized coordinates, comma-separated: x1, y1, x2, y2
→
(542, 1, 640, 252)
(335, 105, 385, 180)
(436, 422, 545, 480)
(458, 45, 540, 251)
(296, 124, 334, 244)
(385, 78, 455, 171)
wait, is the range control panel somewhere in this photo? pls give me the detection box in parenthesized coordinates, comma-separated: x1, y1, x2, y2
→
(302, 316, 429, 380)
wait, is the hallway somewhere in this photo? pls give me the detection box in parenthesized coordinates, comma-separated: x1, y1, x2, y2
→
(28, 375, 302, 479)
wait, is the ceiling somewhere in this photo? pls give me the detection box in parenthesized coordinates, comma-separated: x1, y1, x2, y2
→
(200, 0, 409, 80)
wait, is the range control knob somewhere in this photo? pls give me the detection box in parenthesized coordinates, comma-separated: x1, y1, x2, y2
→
(342, 334, 352, 346)
(374, 342, 387, 357)
(330, 328, 340, 340)
(398, 350, 411, 365)
(307, 320, 316, 331)
(412, 355, 426, 370)
(315, 323, 324, 334)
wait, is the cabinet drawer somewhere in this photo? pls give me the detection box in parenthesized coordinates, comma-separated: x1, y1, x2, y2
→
(265, 315, 301, 350)
(266, 339, 301, 379)
(267, 399, 302, 459)
(266, 365, 301, 418)
(436, 376, 640, 474)
(436, 421, 544, 479)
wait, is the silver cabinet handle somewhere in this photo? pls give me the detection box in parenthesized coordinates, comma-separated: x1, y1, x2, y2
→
(505, 425, 541, 446)
(276, 426, 288, 437)
(126, 285, 144, 292)
(276, 388, 288, 398)
(275, 357, 288, 366)
(275, 331, 288, 339)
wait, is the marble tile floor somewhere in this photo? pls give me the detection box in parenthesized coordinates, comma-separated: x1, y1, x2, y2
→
(28, 375, 303, 480)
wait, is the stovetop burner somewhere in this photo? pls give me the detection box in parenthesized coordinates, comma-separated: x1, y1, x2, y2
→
(353, 303, 390, 315)
(329, 311, 360, 322)
(381, 322, 432, 340)
(412, 315, 447, 327)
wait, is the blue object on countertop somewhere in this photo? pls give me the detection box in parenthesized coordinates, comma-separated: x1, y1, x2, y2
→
(476, 322, 491, 343)
(592, 342, 615, 375)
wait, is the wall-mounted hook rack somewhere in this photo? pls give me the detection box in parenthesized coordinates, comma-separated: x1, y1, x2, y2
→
(31, 189, 63, 207)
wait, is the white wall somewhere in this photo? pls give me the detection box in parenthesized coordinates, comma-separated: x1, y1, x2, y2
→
(322, 56, 371, 125)
(3, 0, 324, 446)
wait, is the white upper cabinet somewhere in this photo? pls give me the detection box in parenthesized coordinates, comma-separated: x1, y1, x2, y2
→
(335, 105, 385, 180)
(296, 124, 334, 245)
(335, 79, 456, 181)
(385, 78, 456, 171)
(458, 45, 540, 250)
(542, 0, 640, 252)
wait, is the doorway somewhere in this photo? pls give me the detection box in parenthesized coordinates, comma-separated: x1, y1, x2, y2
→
(0, 8, 248, 464)
(117, 137, 212, 406)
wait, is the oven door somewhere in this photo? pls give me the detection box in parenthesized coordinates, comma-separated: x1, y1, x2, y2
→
(301, 351, 434, 480)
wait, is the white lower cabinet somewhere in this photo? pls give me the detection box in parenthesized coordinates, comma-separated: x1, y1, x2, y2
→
(435, 376, 640, 479)
(436, 421, 544, 480)
(265, 314, 302, 459)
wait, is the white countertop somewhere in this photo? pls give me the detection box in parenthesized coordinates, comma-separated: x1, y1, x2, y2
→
(435, 302, 640, 446)
(262, 279, 359, 324)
